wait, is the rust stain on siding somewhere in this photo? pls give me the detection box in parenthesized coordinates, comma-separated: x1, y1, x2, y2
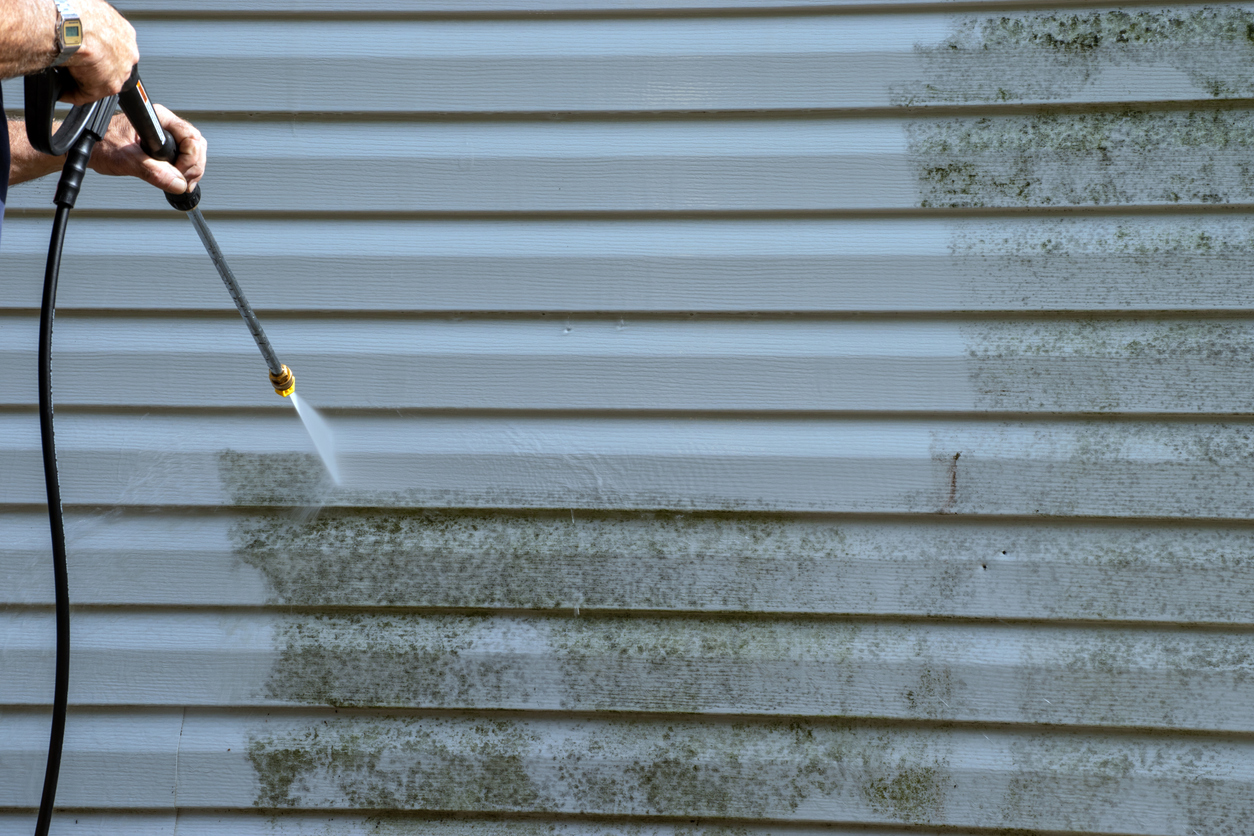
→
(925, 421, 1254, 518)
(938, 452, 961, 514)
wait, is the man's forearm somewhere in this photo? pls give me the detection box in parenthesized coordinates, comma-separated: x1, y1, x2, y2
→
(7, 118, 67, 186)
(0, 0, 57, 80)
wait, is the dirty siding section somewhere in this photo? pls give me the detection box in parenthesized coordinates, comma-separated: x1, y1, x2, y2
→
(3, 2, 1254, 834)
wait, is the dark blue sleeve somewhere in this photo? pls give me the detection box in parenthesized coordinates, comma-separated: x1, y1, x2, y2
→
(0, 85, 8, 246)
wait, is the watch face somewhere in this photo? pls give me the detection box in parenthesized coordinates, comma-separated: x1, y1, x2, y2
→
(63, 22, 82, 47)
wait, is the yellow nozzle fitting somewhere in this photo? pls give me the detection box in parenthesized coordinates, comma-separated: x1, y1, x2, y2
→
(269, 364, 295, 397)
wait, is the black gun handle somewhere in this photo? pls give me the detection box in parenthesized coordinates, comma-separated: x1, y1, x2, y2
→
(23, 68, 96, 157)
(118, 66, 177, 162)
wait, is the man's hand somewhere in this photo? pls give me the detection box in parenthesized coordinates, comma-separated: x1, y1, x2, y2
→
(88, 105, 207, 194)
(0, 0, 138, 94)
(61, 0, 140, 104)
(8, 105, 207, 190)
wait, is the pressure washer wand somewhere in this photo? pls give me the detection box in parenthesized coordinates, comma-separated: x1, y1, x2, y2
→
(109, 66, 294, 397)
(168, 187, 295, 396)
(111, 70, 295, 396)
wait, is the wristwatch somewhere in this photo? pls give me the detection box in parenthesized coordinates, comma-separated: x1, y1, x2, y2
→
(50, 0, 83, 67)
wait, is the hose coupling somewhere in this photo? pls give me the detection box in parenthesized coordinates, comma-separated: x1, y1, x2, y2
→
(269, 364, 295, 397)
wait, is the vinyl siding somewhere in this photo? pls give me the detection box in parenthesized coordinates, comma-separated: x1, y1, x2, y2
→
(2, 2, 1252, 834)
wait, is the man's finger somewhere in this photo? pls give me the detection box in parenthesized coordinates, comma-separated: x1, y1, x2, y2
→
(154, 104, 208, 189)
(60, 86, 109, 106)
(178, 138, 207, 187)
(140, 158, 188, 194)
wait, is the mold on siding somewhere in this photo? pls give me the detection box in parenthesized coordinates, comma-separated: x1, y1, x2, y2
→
(219, 450, 337, 508)
(908, 108, 1254, 208)
(266, 820, 799, 836)
(953, 216, 1254, 311)
(899, 7, 1254, 106)
(860, 758, 945, 824)
(243, 716, 1254, 828)
(996, 734, 1251, 833)
(247, 716, 955, 822)
(263, 613, 867, 714)
(228, 506, 837, 612)
(961, 318, 1254, 412)
(264, 614, 535, 709)
(224, 500, 1254, 623)
(925, 421, 1254, 518)
(257, 612, 1254, 729)
(249, 718, 549, 811)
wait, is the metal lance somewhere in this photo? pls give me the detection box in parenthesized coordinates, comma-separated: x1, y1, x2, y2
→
(178, 196, 295, 395)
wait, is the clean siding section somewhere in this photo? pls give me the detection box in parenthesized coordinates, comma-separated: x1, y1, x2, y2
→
(2, 3, 1253, 835)
(9, 215, 1254, 313)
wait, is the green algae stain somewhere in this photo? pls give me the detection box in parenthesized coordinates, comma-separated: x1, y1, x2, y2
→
(262, 610, 866, 715)
(248, 717, 550, 811)
(620, 731, 831, 818)
(862, 763, 946, 823)
(950, 216, 1254, 311)
(998, 733, 1254, 831)
(908, 109, 1254, 209)
(536, 615, 864, 716)
(227, 505, 838, 611)
(340, 821, 757, 836)
(263, 613, 525, 709)
(219, 450, 333, 507)
(244, 716, 870, 820)
(899, 7, 1254, 105)
(245, 715, 1254, 826)
(546, 719, 854, 819)
(925, 419, 1254, 518)
(248, 740, 317, 809)
(244, 716, 847, 822)
(960, 318, 1254, 413)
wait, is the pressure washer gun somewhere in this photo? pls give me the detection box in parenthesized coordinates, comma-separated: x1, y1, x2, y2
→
(25, 65, 296, 397)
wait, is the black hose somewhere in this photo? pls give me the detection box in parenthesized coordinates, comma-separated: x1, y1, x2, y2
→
(24, 90, 120, 836)
(35, 203, 72, 836)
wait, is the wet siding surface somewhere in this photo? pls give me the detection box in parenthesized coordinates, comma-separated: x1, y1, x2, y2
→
(3, 2, 1254, 835)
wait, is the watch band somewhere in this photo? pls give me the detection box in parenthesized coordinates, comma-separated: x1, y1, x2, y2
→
(50, 0, 83, 68)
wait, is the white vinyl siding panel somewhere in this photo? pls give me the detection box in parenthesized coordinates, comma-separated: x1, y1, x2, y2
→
(2, 3, 1251, 835)
(7, 216, 1254, 314)
(9, 113, 1254, 212)
(14, 11, 1254, 112)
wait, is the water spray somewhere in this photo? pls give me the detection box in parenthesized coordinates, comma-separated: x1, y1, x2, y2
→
(23, 65, 332, 836)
